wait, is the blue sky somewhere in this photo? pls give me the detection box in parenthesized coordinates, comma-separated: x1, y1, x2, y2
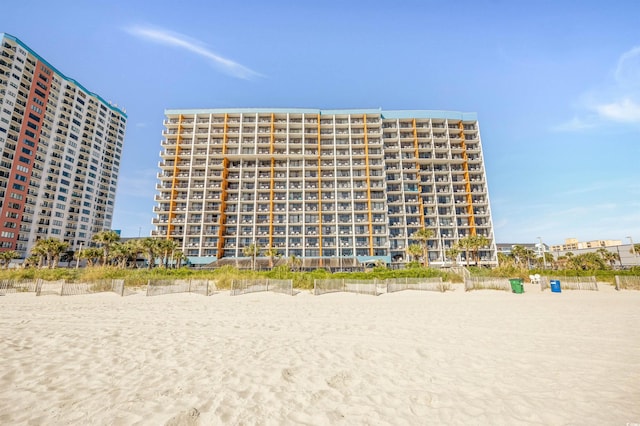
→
(2, 0, 639, 246)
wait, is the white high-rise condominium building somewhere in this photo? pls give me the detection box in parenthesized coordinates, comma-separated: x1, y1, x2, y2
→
(153, 108, 496, 267)
(0, 34, 127, 258)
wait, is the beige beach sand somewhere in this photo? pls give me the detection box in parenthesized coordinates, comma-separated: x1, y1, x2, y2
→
(1, 284, 639, 425)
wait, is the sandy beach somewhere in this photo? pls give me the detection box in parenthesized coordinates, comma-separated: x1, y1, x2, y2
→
(1, 283, 639, 425)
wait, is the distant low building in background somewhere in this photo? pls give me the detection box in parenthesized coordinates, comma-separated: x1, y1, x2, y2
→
(496, 243, 547, 256)
(550, 238, 622, 252)
(496, 242, 549, 264)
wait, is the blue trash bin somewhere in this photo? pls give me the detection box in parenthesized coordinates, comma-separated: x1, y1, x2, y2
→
(550, 280, 561, 293)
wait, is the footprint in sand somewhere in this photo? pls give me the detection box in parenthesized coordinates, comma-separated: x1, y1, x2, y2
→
(165, 407, 200, 426)
(326, 371, 353, 390)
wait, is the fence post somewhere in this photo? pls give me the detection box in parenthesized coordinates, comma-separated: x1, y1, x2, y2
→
(614, 276, 620, 291)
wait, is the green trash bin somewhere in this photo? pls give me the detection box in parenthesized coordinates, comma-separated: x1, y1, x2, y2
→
(509, 278, 524, 294)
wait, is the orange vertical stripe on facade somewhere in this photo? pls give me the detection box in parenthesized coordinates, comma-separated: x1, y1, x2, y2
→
(216, 114, 230, 258)
(166, 114, 183, 239)
(412, 119, 425, 227)
(269, 113, 275, 249)
(459, 122, 476, 236)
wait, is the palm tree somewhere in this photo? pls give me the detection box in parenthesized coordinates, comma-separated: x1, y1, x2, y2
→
(92, 230, 121, 266)
(173, 250, 187, 268)
(510, 245, 535, 269)
(456, 236, 474, 267)
(47, 239, 69, 268)
(288, 254, 302, 272)
(32, 238, 69, 269)
(124, 239, 144, 268)
(263, 246, 281, 269)
(445, 247, 461, 266)
(568, 252, 606, 270)
(60, 250, 75, 268)
(140, 238, 160, 269)
(158, 239, 179, 268)
(110, 242, 133, 269)
(407, 243, 423, 263)
(0, 250, 20, 269)
(596, 248, 619, 269)
(470, 235, 490, 266)
(81, 247, 103, 267)
(535, 252, 555, 269)
(242, 242, 260, 271)
(30, 241, 48, 268)
(411, 228, 434, 268)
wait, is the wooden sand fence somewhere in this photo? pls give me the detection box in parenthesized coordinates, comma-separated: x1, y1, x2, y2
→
(464, 277, 511, 292)
(146, 279, 215, 296)
(1, 279, 37, 295)
(60, 279, 128, 296)
(230, 279, 293, 296)
(314, 279, 381, 296)
(541, 276, 598, 291)
(386, 277, 449, 293)
(614, 275, 640, 290)
(35, 279, 66, 296)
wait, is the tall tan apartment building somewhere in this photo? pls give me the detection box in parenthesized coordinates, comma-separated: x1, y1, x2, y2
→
(0, 34, 127, 258)
(153, 108, 496, 267)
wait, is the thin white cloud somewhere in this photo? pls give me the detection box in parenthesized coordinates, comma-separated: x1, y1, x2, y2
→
(594, 98, 640, 123)
(550, 115, 597, 132)
(615, 46, 640, 87)
(126, 25, 262, 80)
(555, 45, 640, 130)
